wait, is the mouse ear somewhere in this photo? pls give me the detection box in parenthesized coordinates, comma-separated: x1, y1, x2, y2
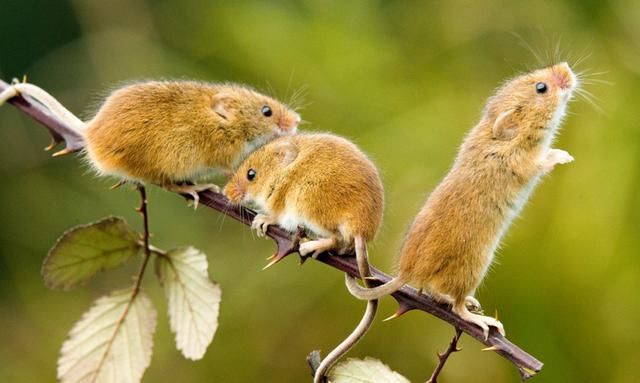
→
(212, 92, 235, 121)
(492, 110, 518, 141)
(273, 141, 299, 166)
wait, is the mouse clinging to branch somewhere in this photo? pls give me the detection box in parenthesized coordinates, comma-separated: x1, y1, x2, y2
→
(0, 80, 300, 205)
(223, 133, 384, 383)
(346, 62, 579, 338)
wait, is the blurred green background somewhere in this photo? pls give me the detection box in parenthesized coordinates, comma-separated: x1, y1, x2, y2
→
(0, 0, 638, 382)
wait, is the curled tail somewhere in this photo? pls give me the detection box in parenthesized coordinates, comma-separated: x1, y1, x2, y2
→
(313, 236, 378, 383)
(0, 82, 87, 134)
(345, 274, 405, 301)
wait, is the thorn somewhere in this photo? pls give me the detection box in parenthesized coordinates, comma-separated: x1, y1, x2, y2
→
(266, 253, 276, 261)
(455, 346, 463, 352)
(52, 147, 72, 157)
(44, 138, 58, 151)
(22, 74, 27, 83)
(382, 304, 412, 322)
(134, 207, 143, 213)
(481, 345, 500, 352)
(520, 367, 538, 377)
(262, 253, 286, 270)
(110, 180, 127, 190)
(494, 309, 499, 321)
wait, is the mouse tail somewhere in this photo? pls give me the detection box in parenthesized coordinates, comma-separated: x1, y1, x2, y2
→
(346, 236, 405, 300)
(0, 82, 87, 134)
(345, 274, 405, 301)
(313, 298, 378, 383)
(354, 236, 371, 281)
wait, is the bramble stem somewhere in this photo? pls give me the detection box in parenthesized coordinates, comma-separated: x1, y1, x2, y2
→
(426, 328, 463, 383)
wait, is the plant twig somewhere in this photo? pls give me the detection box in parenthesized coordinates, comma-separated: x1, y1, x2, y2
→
(426, 328, 463, 383)
(134, 184, 152, 294)
(0, 79, 543, 380)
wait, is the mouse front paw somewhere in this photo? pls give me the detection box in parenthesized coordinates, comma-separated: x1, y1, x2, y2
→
(539, 149, 574, 173)
(251, 214, 276, 237)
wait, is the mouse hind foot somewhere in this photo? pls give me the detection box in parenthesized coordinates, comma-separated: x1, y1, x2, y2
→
(452, 303, 504, 340)
(299, 237, 339, 259)
(163, 183, 220, 209)
(428, 291, 483, 313)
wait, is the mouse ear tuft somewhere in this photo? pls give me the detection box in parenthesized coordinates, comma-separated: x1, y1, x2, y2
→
(491, 110, 518, 141)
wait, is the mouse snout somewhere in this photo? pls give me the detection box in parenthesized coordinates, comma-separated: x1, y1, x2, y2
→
(278, 112, 300, 134)
(223, 179, 245, 205)
(551, 62, 576, 90)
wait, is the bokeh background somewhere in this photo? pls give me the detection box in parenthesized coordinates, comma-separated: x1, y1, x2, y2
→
(1, 0, 638, 382)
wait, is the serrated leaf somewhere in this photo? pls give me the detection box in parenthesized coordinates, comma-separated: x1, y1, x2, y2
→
(156, 246, 221, 360)
(328, 357, 410, 383)
(58, 288, 157, 383)
(43, 217, 141, 290)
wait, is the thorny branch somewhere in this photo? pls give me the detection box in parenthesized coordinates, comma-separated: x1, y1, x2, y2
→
(0, 79, 543, 380)
(426, 328, 463, 383)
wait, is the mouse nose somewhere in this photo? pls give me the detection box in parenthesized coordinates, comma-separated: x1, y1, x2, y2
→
(278, 113, 300, 133)
(552, 62, 575, 90)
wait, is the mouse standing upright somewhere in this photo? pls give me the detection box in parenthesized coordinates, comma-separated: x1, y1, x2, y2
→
(0, 81, 300, 204)
(347, 62, 579, 338)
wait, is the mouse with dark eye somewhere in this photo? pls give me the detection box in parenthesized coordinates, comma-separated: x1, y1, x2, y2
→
(346, 62, 579, 338)
(0, 80, 300, 205)
(224, 132, 384, 382)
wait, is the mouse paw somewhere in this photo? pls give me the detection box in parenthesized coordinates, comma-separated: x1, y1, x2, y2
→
(164, 183, 220, 209)
(539, 149, 574, 172)
(298, 237, 338, 259)
(465, 296, 483, 313)
(453, 305, 505, 340)
(251, 214, 276, 237)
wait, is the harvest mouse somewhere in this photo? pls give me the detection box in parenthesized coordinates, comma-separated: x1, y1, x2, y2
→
(0, 80, 300, 205)
(223, 133, 384, 382)
(347, 62, 579, 338)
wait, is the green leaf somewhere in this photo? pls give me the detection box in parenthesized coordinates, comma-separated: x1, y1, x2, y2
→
(328, 357, 410, 383)
(58, 288, 157, 383)
(42, 216, 141, 290)
(156, 246, 221, 360)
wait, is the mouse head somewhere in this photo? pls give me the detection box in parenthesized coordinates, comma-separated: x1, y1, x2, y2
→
(485, 62, 577, 143)
(212, 84, 300, 138)
(224, 138, 298, 209)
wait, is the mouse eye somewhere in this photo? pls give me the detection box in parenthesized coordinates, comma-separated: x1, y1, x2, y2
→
(261, 105, 273, 117)
(535, 82, 548, 94)
(247, 168, 257, 181)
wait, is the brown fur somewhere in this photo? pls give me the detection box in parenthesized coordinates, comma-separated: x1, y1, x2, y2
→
(85, 81, 299, 185)
(224, 133, 384, 247)
(225, 133, 384, 380)
(346, 63, 577, 335)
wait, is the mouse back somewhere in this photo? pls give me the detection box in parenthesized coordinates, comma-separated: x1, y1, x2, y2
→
(225, 133, 384, 242)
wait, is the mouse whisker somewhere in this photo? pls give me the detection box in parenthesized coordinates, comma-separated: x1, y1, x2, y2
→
(574, 87, 603, 113)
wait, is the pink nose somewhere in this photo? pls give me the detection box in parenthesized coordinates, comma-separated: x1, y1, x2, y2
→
(279, 113, 301, 132)
(552, 62, 575, 90)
